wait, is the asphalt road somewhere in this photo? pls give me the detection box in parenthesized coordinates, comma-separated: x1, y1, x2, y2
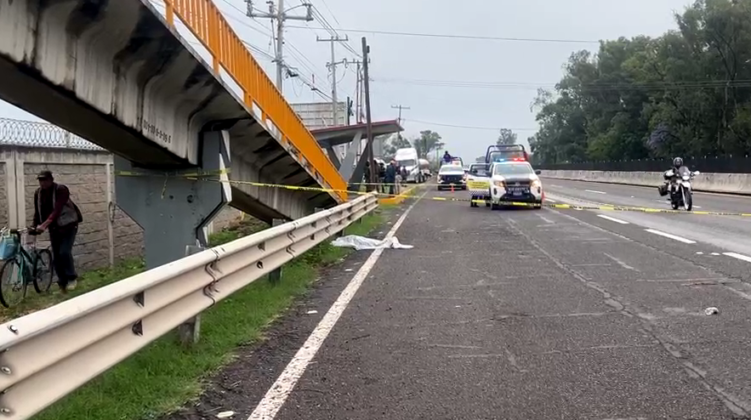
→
(544, 178, 751, 257)
(258, 183, 751, 420)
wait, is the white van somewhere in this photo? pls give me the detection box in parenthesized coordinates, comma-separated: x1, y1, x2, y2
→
(394, 148, 424, 183)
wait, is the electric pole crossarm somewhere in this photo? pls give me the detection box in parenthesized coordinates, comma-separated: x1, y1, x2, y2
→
(317, 35, 350, 127)
(246, 0, 313, 92)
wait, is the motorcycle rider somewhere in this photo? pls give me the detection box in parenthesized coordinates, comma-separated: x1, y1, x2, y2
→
(660, 157, 685, 197)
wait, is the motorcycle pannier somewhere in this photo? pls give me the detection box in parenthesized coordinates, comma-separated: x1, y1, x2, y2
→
(658, 184, 669, 196)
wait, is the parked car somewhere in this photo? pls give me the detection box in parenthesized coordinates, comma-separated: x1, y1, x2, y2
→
(437, 164, 466, 190)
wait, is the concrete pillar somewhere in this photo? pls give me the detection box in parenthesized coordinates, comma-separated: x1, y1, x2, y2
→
(339, 130, 363, 182)
(3, 151, 19, 229)
(114, 130, 232, 269)
(4, 150, 26, 229)
(105, 162, 114, 267)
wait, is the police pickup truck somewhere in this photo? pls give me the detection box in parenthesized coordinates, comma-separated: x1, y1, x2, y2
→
(488, 158, 544, 210)
(466, 163, 491, 207)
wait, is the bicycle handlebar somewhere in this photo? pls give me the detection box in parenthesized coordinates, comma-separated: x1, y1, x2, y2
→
(8, 227, 43, 236)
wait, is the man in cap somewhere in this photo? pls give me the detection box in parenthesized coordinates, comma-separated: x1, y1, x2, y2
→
(33, 170, 83, 293)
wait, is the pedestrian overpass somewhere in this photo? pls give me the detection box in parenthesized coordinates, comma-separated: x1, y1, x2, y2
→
(0, 0, 347, 267)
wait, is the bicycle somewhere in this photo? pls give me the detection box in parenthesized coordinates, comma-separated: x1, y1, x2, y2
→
(0, 227, 54, 308)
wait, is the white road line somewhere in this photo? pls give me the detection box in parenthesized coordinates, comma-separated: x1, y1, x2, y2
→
(597, 214, 629, 225)
(585, 189, 607, 194)
(645, 229, 696, 244)
(724, 252, 751, 263)
(603, 253, 640, 272)
(248, 190, 428, 420)
(545, 198, 557, 203)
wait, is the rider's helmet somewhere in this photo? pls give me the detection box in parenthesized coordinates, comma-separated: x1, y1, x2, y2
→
(673, 157, 683, 168)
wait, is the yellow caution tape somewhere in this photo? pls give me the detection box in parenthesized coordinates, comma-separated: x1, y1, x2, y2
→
(116, 168, 231, 178)
(112, 170, 751, 217)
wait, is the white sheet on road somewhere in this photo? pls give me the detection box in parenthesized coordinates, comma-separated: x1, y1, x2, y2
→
(331, 235, 413, 250)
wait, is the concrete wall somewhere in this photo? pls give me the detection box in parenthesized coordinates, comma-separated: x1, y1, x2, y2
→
(542, 170, 751, 195)
(0, 162, 6, 229)
(1, 146, 134, 270)
(2, 145, 253, 271)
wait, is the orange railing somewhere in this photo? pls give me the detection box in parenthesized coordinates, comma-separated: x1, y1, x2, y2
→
(162, 0, 347, 201)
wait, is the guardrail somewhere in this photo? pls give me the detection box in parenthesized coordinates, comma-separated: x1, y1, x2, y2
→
(0, 193, 378, 420)
(161, 0, 348, 202)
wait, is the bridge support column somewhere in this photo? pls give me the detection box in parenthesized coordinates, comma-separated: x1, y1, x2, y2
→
(115, 131, 232, 269)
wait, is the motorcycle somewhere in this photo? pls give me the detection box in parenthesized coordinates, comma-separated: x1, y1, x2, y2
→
(664, 167, 700, 211)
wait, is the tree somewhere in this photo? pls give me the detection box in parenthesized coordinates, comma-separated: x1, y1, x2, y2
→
(412, 130, 442, 158)
(497, 128, 518, 146)
(382, 135, 411, 160)
(529, 0, 751, 164)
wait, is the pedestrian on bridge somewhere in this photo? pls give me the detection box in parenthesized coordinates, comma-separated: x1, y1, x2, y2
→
(33, 170, 83, 293)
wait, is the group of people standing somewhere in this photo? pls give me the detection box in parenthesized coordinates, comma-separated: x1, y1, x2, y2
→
(364, 159, 408, 196)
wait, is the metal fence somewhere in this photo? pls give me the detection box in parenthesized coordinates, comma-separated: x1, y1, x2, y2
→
(0, 117, 104, 151)
(537, 156, 751, 174)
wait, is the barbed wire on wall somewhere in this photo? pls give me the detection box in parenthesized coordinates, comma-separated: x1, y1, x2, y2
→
(0, 117, 105, 151)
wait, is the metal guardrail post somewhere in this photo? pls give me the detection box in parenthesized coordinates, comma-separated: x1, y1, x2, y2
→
(268, 218, 285, 285)
(178, 245, 204, 346)
(316, 207, 343, 237)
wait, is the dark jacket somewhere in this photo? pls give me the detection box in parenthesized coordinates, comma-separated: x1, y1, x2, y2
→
(385, 164, 397, 182)
(34, 183, 83, 231)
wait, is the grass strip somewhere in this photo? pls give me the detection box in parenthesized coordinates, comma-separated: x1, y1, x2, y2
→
(0, 258, 145, 323)
(34, 211, 383, 420)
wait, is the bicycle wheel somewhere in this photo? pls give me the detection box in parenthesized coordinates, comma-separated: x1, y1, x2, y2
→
(33, 249, 54, 293)
(0, 258, 26, 308)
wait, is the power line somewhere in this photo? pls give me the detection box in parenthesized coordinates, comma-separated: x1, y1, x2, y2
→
(316, 0, 341, 26)
(285, 25, 599, 44)
(307, 5, 362, 58)
(217, 0, 332, 94)
(317, 35, 350, 126)
(374, 77, 751, 91)
(246, 0, 314, 92)
(403, 118, 538, 131)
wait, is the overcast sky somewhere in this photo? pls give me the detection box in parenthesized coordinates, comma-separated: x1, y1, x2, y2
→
(0, 0, 692, 161)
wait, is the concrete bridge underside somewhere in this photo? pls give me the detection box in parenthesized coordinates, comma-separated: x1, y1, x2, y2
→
(0, 0, 340, 224)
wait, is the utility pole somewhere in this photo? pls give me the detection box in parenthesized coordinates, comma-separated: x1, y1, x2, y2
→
(350, 60, 366, 124)
(247, 0, 313, 93)
(391, 105, 410, 124)
(391, 104, 410, 147)
(361, 37, 375, 188)
(317, 35, 349, 127)
(355, 61, 361, 123)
